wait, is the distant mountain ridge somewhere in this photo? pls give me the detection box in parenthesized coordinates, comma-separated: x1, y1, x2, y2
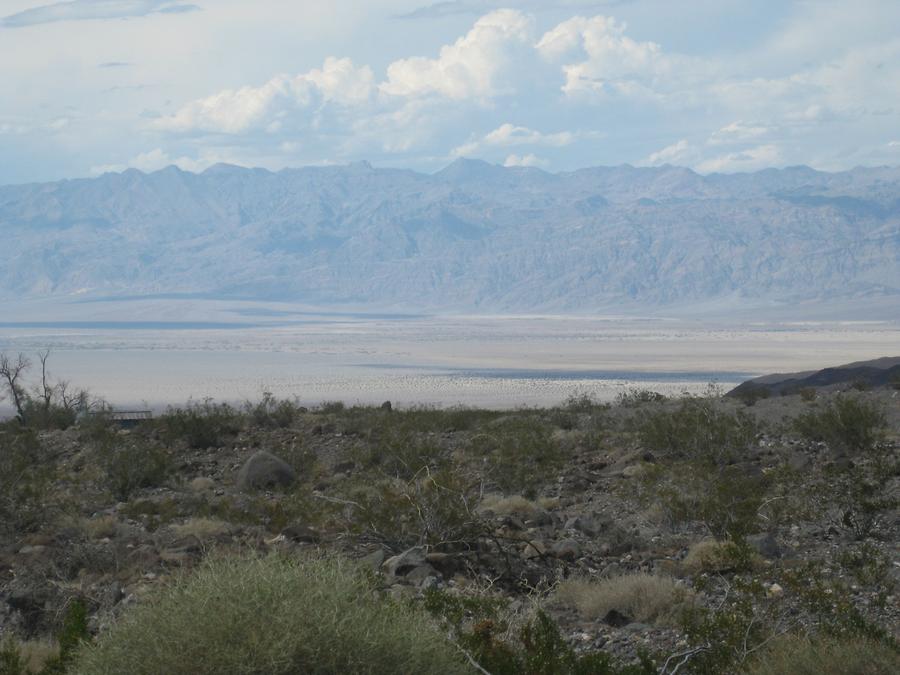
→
(1, 160, 898, 315)
(728, 357, 900, 397)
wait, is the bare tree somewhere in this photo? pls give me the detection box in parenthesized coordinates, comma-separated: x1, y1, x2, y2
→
(37, 349, 53, 414)
(0, 353, 31, 423)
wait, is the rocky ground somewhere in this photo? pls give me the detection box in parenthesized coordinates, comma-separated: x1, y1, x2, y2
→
(1, 387, 898, 673)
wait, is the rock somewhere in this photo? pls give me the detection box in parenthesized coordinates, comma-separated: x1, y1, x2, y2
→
(552, 539, 581, 561)
(382, 547, 427, 578)
(404, 564, 439, 586)
(766, 583, 784, 598)
(565, 515, 601, 537)
(747, 533, 790, 559)
(280, 524, 320, 543)
(189, 477, 215, 492)
(522, 541, 547, 559)
(425, 552, 459, 577)
(236, 451, 296, 491)
(380, 400, 392, 411)
(360, 548, 387, 571)
(159, 535, 202, 565)
(602, 609, 632, 628)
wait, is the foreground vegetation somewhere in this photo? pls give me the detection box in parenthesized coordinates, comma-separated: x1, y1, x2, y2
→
(1, 353, 898, 674)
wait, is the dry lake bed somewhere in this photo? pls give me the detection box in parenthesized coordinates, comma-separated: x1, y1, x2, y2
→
(1, 298, 898, 411)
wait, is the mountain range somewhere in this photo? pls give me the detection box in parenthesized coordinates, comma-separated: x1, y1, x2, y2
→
(2, 160, 898, 316)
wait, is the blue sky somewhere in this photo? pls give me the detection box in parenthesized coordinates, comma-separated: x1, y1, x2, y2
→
(1, 0, 899, 184)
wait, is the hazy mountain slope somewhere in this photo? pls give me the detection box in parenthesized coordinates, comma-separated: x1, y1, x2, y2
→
(1, 161, 898, 314)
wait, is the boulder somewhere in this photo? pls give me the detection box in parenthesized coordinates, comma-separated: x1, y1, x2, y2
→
(236, 451, 296, 491)
(552, 539, 581, 561)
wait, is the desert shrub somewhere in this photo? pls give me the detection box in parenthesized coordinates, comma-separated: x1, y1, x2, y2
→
(157, 399, 243, 449)
(798, 387, 817, 402)
(70, 554, 468, 675)
(0, 639, 28, 675)
(681, 539, 760, 575)
(466, 416, 564, 497)
(478, 494, 545, 520)
(424, 590, 654, 675)
(836, 542, 895, 589)
(357, 433, 446, 481)
(643, 462, 768, 542)
(745, 634, 900, 675)
(93, 434, 173, 500)
(795, 397, 896, 538)
(318, 400, 346, 414)
(636, 397, 759, 466)
(0, 429, 56, 533)
(615, 389, 666, 407)
(793, 395, 886, 455)
(732, 384, 770, 407)
(678, 576, 790, 675)
(343, 469, 482, 548)
(554, 573, 692, 627)
(244, 392, 303, 429)
(561, 391, 605, 413)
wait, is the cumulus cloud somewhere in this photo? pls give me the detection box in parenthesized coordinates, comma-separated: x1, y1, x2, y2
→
(381, 9, 533, 100)
(708, 121, 770, 145)
(89, 148, 231, 175)
(696, 144, 782, 174)
(643, 139, 691, 166)
(537, 15, 693, 99)
(503, 153, 545, 167)
(452, 123, 576, 157)
(1, 0, 199, 28)
(152, 57, 375, 134)
(398, 1, 631, 20)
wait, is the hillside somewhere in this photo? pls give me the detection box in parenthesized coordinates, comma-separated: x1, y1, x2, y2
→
(1, 161, 899, 315)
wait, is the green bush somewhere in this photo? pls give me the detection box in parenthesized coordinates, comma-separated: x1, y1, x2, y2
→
(244, 392, 302, 429)
(423, 590, 655, 675)
(745, 634, 900, 675)
(157, 399, 243, 449)
(93, 431, 173, 500)
(636, 397, 759, 466)
(466, 416, 564, 497)
(0, 639, 28, 675)
(615, 389, 666, 407)
(793, 395, 886, 455)
(343, 469, 483, 548)
(0, 429, 56, 533)
(70, 555, 469, 675)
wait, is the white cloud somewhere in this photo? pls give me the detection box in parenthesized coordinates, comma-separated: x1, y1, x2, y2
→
(452, 122, 576, 157)
(536, 15, 695, 99)
(503, 153, 545, 167)
(889, 141, 900, 148)
(152, 57, 375, 134)
(643, 138, 691, 166)
(1, 0, 199, 28)
(708, 121, 769, 145)
(696, 144, 782, 174)
(381, 9, 533, 100)
(89, 147, 232, 175)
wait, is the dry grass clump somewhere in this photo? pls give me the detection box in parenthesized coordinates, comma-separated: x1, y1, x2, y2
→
(681, 539, 762, 574)
(169, 517, 231, 541)
(81, 515, 118, 540)
(745, 634, 900, 674)
(554, 572, 693, 626)
(478, 494, 544, 519)
(70, 554, 469, 675)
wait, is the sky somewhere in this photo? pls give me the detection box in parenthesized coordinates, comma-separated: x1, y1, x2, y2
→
(1, 0, 899, 184)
